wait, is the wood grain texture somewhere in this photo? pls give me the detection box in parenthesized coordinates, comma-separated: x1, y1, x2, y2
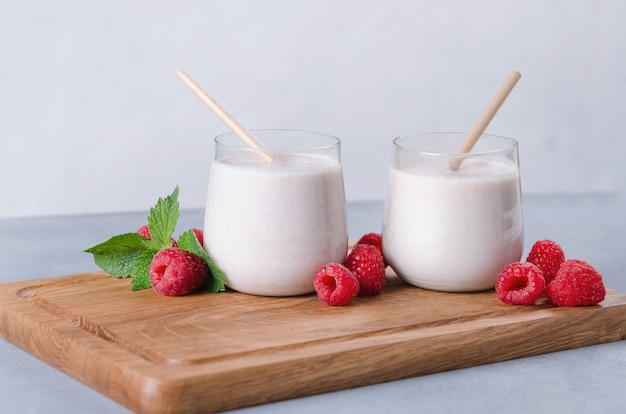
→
(1, 271, 625, 413)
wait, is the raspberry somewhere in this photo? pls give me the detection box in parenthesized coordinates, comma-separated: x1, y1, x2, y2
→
(149, 247, 209, 296)
(137, 225, 178, 247)
(137, 225, 151, 239)
(314, 263, 359, 306)
(356, 232, 387, 266)
(525, 239, 565, 284)
(356, 232, 382, 253)
(193, 228, 204, 246)
(495, 262, 546, 305)
(546, 259, 606, 306)
(345, 244, 386, 296)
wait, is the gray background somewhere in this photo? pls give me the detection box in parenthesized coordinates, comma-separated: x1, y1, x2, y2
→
(1, 0, 624, 218)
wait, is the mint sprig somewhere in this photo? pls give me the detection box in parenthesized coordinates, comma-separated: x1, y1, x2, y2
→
(146, 186, 179, 249)
(83, 233, 153, 278)
(82, 186, 225, 293)
(130, 251, 156, 291)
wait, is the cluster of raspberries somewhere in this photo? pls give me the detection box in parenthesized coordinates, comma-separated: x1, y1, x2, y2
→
(138, 225, 209, 296)
(495, 239, 606, 307)
(314, 233, 386, 306)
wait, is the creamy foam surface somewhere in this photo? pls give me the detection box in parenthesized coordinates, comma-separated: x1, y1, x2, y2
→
(383, 157, 524, 292)
(204, 153, 348, 296)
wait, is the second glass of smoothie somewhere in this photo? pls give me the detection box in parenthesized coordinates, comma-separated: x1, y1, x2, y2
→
(204, 129, 348, 296)
(382, 132, 524, 292)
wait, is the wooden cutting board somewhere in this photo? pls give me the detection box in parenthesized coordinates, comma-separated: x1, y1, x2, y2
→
(1, 270, 626, 413)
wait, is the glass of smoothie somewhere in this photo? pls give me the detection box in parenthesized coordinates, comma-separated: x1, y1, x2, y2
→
(204, 129, 348, 296)
(382, 132, 524, 292)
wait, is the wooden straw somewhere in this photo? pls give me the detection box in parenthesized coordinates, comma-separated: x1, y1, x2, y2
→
(450, 70, 521, 170)
(176, 69, 275, 163)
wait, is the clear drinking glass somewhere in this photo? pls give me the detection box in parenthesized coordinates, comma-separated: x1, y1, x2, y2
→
(382, 132, 524, 292)
(204, 129, 348, 296)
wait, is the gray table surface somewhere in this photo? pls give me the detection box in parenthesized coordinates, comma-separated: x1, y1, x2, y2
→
(1, 194, 625, 413)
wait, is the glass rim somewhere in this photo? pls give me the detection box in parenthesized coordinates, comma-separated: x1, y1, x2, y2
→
(393, 132, 518, 157)
(215, 128, 341, 152)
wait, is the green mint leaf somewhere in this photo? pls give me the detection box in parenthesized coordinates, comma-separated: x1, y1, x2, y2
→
(147, 186, 180, 249)
(130, 250, 155, 291)
(83, 233, 152, 278)
(178, 229, 226, 293)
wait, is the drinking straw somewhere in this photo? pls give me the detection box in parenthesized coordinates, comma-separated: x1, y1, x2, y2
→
(450, 70, 521, 170)
(176, 69, 275, 163)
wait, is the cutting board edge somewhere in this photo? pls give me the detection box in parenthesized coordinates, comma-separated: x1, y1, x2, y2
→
(0, 279, 159, 412)
(2, 274, 626, 413)
(107, 298, 626, 413)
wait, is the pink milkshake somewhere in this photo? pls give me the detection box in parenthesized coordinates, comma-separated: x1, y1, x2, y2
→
(204, 130, 348, 296)
(382, 133, 524, 292)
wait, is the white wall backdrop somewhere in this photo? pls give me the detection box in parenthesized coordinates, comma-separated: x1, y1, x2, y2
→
(1, 0, 624, 218)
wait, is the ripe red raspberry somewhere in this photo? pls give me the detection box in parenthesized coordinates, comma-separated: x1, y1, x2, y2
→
(314, 263, 359, 306)
(356, 232, 387, 267)
(137, 225, 178, 247)
(525, 239, 565, 284)
(193, 228, 204, 246)
(495, 262, 546, 305)
(137, 225, 152, 239)
(546, 259, 606, 306)
(149, 247, 209, 296)
(345, 244, 386, 296)
(356, 232, 382, 253)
